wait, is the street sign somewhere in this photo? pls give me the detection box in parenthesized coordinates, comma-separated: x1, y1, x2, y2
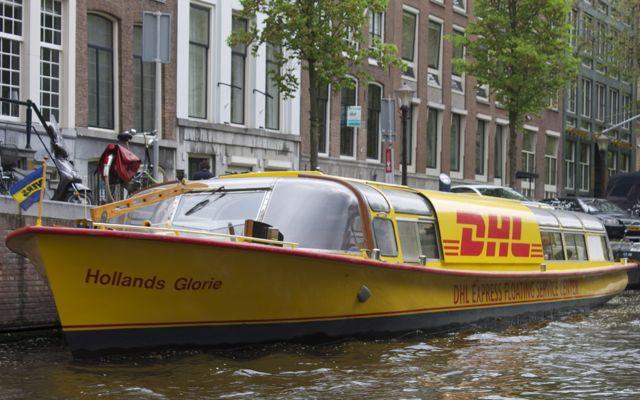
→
(347, 106, 361, 127)
(381, 98, 396, 142)
(385, 147, 392, 173)
(142, 12, 172, 63)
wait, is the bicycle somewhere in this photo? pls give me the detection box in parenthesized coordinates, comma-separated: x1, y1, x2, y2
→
(0, 144, 22, 195)
(97, 129, 162, 204)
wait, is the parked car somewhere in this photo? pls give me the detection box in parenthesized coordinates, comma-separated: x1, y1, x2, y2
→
(539, 197, 640, 240)
(606, 171, 640, 215)
(450, 184, 551, 208)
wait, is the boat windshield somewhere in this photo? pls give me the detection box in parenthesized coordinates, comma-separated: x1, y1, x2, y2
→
(262, 178, 364, 252)
(172, 190, 267, 235)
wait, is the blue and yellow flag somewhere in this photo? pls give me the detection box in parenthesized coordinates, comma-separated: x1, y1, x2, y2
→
(9, 167, 44, 211)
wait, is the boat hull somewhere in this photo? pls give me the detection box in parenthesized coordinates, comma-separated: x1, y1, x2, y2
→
(6, 227, 631, 355)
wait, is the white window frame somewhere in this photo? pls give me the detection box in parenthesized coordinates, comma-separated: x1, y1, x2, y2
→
(401, 6, 419, 81)
(425, 107, 442, 175)
(0, 0, 24, 121)
(366, 82, 383, 162)
(339, 76, 358, 160)
(595, 83, 605, 122)
(476, 83, 489, 102)
(451, 25, 465, 94)
(40, 0, 64, 123)
(474, 115, 490, 182)
(453, 0, 467, 14)
(544, 131, 560, 197)
(609, 88, 619, 125)
(581, 78, 592, 118)
(493, 119, 508, 185)
(565, 140, 576, 190)
(368, 10, 384, 44)
(427, 16, 443, 88)
(450, 110, 466, 180)
(622, 94, 631, 129)
(621, 153, 630, 172)
(520, 127, 537, 197)
(579, 143, 590, 192)
(568, 80, 577, 114)
(318, 84, 331, 157)
(607, 150, 617, 177)
(87, 12, 119, 133)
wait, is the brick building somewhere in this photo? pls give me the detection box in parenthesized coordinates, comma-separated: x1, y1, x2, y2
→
(299, 0, 636, 199)
(0, 0, 301, 199)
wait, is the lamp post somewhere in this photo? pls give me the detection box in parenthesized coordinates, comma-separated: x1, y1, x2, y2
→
(395, 83, 415, 186)
(595, 132, 610, 198)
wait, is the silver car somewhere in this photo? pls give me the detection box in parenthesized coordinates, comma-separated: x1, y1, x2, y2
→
(450, 185, 552, 208)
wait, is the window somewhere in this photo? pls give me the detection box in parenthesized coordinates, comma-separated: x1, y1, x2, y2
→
(595, 83, 605, 122)
(522, 130, 535, 174)
(317, 84, 329, 154)
(231, 16, 247, 125)
(579, 143, 590, 191)
(582, 14, 594, 67)
(265, 43, 280, 130)
(450, 114, 462, 173)
(548, 93, 559, 110)
(622, 94, 632, 129)
(451, 29, 464, 92)
(565, 140, 575, 190)
(189, 5, 209, 119)
(397, 220, 439, 262)
(476, 83, 489, 101)
(427, 19, 442, 86)
(87, 14, 114, 129)
(40, 0, 62, 122)
(372, 218, 397, 257)
(453, 0, 467, 12)
(475, 119, 486, 176)
(567, 80, 577, 114)
(495, 125, 505, 180)
(404, 106, 414, 166)
(367, 83, 382, 160)
(607, 151, 617, 177)
(340, 80, 357, 157)
(564, 233, 587, 260)
(581, 78, 592, 118)
(541, 231, 564, 260)
(586, 234, 608, 261)
(570, 9, 578, 48)
(426, 108, 439, 170)
(0, 0, 22, 117)
(620, 153, 630, 172)
(133, 26, 156, 132)
(368, 11, 384, 44)
(609, 88, 619, 125)
(544, 136, 558, 197)
(401, 11, 417, 78)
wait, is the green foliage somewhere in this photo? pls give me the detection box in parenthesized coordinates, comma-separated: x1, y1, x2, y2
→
(228, 0, 401, 98)
(452, 0, 578, 121)
(608, 0, 640, 82)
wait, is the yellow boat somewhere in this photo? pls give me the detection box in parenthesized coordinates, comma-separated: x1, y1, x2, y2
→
(5, 172, 636, 355)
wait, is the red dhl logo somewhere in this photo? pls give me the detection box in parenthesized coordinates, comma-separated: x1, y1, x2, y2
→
(443, 212, 543, 258)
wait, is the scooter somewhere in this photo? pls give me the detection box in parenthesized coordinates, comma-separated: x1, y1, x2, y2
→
(0, 97, 92, 204)
(47, 115, 92, 204)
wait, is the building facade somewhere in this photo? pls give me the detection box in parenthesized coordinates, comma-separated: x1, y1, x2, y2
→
(562, 1, 636, 198)
(0, 0, 301, 200)
(299, 0, 636, 199)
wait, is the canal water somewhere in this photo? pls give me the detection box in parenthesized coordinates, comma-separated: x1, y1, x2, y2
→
(1, 291, 639, 399)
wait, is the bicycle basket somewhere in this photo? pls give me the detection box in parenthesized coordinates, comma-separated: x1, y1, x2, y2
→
(97, 144, 141, 184)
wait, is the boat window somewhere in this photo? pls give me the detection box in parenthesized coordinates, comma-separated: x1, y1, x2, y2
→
(529, 207, 560, 227)
(602, 236, 612, 261)
(381, 189, 432, 215)
(351, 182, 390, 212)
(262, 178, 364, 251)
(397, 220, 440, 263)
(172, 190, 266, 235)
(398, 221, 421, 262)
(540, 231, 564, 260)
(553, 210, 583, 229)
(586, 235, 608, 261)
(564, 233, 587, 261)
(372, 218, 398, 256)
(575, 213, 606, 232)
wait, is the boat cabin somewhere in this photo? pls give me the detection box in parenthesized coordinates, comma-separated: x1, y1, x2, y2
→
(93, 173, 613, 268)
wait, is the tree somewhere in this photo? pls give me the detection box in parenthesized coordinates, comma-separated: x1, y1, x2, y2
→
(229, 0, 400, 171)
(453, 0, 579, 188)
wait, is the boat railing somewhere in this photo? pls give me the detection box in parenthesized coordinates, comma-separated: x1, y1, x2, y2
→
(91, 222, 299, 249)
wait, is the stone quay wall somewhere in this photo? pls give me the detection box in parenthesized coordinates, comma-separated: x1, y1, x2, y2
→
(0, 197, 88, 331)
